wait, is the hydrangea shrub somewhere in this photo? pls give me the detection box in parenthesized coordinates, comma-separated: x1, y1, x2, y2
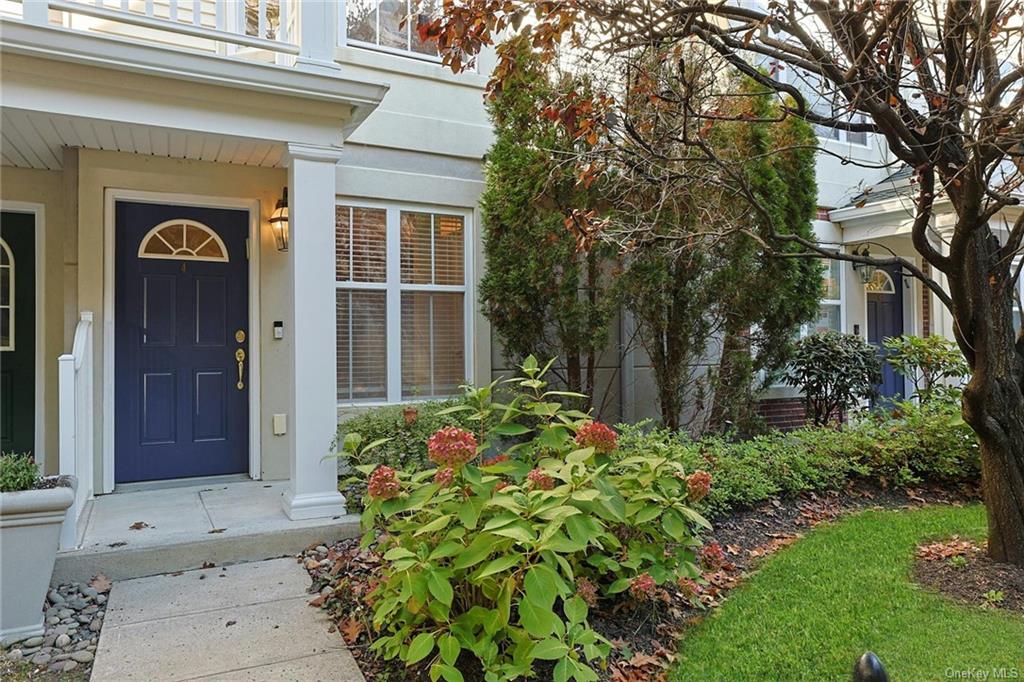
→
(353, 357, 712, 681)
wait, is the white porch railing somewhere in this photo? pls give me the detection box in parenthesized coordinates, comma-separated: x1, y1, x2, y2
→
(19, 0, 303, 62)
(58, 311, 94, 551)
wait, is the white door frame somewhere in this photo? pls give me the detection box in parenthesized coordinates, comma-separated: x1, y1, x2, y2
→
(102, 189, 261, 493)
(0, 201, 46, 470)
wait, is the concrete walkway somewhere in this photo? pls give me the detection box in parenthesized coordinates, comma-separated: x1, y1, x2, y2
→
(90, 558, 364, 681)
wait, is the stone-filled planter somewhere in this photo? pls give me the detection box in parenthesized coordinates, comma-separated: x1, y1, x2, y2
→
(0, 478, 75, 646)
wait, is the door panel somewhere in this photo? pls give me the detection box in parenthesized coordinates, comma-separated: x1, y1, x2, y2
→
(0, 211, 35, 455)
(141, 372, 177, 444)
(115, 202, 248, 483)
(142, 275, 176, 346)
(194, 370, 227, 441)
(194, 277, 227, 346)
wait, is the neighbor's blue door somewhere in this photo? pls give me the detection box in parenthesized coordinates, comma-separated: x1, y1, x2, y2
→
(867, 265, 905, 402)
(115, 202, 249, 483)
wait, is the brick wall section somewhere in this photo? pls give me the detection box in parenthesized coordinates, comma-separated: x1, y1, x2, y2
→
(758, 397, 808, 431)
(921, 262, 931, 337)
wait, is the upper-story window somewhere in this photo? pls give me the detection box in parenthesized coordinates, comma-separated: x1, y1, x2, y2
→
(816, 112, 869, 147)
(774, 66, 870, 147)
(346, 0, 441, 60)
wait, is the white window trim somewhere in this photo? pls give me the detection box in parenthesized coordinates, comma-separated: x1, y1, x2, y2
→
(800, 253, 846, 337)
(336, 198, 474, 407)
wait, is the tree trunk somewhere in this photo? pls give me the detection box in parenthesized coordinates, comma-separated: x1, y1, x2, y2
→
(709, 326, 751, 433)
(955, 229, 1024, 566)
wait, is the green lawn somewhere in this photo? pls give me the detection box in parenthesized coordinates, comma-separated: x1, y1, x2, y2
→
(673, 504, 1024, 681)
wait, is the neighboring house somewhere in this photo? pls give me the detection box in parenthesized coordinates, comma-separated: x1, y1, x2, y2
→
(0, 0, 493, 524)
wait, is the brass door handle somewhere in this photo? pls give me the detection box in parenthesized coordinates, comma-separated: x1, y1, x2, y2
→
(235, 348, 246, 390)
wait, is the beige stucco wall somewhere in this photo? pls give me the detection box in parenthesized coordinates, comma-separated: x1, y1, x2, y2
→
(0, 166, 67, 474)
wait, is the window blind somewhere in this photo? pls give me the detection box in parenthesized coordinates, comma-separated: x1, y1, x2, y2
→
(400, 291, 465, 398)
(336, 290, 388, 401)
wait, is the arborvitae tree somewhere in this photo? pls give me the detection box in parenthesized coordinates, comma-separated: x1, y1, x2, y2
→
(707, 85, 822, 434)
(479, 37, 615, 409)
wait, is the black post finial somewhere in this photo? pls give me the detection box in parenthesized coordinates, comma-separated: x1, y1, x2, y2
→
(853, 652, 889, 682)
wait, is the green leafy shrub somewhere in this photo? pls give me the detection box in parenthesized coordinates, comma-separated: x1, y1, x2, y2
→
(616, 401, 978, 517)
(0, 453, 40, 492)
(336, 400, 479, 473)
(786, 332, 881, 425)
(616, 423, 863, 517)
(352, 358, 710, 681)
(882, 334, 968, 404)
(852, 400, 979, 485)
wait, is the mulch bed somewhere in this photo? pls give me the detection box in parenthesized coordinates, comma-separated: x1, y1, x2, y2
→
(913, 537, 1024, 613)
(301, 482, 978, 682)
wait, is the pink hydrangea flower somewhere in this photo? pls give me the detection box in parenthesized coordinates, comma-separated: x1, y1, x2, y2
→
(677, 577, 701, 599)
(367, 466, 400, 501)
(574, 421, 618, 454)
(433, 467, 455, 487)
(575, 577, 598, 607)
(687, 470, 712, 502)
(700, 542, 726, 570)
(628, 573, 657, 601)
(526, 468, 555, 491)
(427, 427, 478, 469)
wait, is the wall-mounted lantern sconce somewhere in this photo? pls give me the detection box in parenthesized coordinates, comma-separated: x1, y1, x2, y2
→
(850, 244, 877, 284)
(269, 187, 289, 252)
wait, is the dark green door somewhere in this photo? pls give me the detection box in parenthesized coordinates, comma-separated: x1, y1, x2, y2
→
(0, 211, 35, 455)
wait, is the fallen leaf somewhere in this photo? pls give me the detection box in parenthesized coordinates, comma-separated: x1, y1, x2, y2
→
(201, 561, 216, 569)
(225, 620, 236, 627)
(128, 521, 149, 530)
(340, 618, 364, 645)
(208, 528, 227, 534)
(89, 573, 113, 593)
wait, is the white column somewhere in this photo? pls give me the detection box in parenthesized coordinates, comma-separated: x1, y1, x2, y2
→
(295, 0, 340, 75)
(22, 0, 48, 24)
(281, 142, 347, 520)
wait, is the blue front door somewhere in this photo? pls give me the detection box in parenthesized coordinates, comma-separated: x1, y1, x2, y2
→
(115, 201, 249, 483)
(867, 265, 905, 401)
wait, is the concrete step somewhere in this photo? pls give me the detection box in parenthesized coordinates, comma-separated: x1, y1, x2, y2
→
(52, 481, 361, 584)
(53, 518, 361, 584)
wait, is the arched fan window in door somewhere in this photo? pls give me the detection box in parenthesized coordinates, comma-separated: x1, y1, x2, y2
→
(138, 219, 229, 262)
(865, 269, 896, 294)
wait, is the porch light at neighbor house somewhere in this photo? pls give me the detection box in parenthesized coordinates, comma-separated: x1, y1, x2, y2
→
(269, 187, 289, 251)
(851, 245, 877, 284)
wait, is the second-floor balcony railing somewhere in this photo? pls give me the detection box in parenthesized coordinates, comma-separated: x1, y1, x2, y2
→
(6, 0, 329, 66)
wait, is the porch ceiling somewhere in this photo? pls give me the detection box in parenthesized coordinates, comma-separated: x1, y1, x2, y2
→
(1, 108, 286, 171)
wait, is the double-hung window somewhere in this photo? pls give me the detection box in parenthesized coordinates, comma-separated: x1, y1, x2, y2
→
(806, 258, 843, 335)
(335, 202, 470, 404)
